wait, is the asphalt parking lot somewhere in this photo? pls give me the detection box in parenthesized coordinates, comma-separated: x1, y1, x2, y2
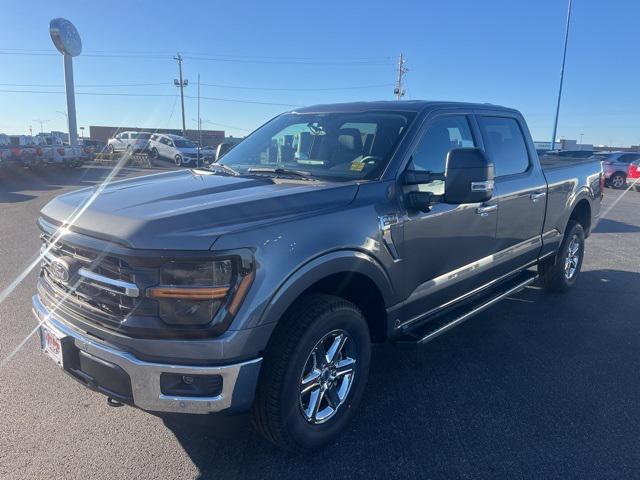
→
(1, 165, 639, 479)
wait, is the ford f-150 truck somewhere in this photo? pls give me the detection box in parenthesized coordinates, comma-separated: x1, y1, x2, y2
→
(33, 101, 603, 451)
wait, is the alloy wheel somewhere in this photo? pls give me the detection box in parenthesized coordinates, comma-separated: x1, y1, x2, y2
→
(299, 329, 356, 424)
(564, 234, 581, 279)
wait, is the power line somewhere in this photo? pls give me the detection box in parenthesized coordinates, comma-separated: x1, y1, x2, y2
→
(0, 88, 301, 106)
(199, 82, 394, 91)
(0, 82, 169, 88)
(0, 47, 395, 62)
(0, 81, 393, 91)
(0, 50, 395, 65)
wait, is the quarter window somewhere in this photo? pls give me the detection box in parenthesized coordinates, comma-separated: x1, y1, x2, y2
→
(478, 116, 529, 176)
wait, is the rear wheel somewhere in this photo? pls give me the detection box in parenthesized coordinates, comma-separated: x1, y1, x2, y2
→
(610, 173, 626, 189)
(538, 220, 585, 293)
(252, 294, 371, 452)
(174, 155, 184, 166)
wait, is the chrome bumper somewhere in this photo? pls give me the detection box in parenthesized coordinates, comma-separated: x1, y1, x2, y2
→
(32, 295, 262, 414)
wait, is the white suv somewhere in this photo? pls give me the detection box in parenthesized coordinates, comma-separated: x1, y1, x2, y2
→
(107, 131, 152, 154)
(148, 133, 202, 166)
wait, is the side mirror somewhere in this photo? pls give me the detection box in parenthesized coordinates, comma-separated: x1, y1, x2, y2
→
(444, 148, 495, 204)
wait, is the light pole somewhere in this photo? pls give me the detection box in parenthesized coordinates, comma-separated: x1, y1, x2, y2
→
(80, 126, 85, 139)
(550, 0, 573, 151)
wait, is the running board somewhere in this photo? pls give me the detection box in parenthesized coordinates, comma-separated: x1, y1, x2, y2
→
(398, 271, 538, 345)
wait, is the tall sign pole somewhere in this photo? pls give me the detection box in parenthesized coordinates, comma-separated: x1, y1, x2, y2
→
(551, 0, 572, 151)
(49, 18, 82, 147)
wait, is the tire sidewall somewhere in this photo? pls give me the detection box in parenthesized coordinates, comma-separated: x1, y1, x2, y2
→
(175, 155, 183, 166)
(611, 174, 625, 189)
(279, 306, 370, 450)
(559, 221, 585, 288)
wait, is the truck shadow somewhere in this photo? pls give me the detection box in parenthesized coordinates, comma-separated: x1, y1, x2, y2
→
(592, 217, 640, 234)
(160, 268, 640, 479)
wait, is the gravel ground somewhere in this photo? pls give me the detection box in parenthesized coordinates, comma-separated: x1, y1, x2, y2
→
(1, 165, 639, 479)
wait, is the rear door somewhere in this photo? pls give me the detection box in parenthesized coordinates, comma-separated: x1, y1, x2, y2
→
(476, 113, 547, 276)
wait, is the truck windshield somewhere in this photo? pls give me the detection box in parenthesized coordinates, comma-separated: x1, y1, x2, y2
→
(217, 111, 416, 181)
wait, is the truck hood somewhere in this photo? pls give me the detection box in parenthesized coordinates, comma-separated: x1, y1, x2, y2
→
(41, 169, 358, 250)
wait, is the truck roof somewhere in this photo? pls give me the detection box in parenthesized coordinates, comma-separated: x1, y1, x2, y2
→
(292, 100, 516, 114)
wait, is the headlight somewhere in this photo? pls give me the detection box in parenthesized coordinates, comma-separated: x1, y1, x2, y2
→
(147, 256, 253, 327)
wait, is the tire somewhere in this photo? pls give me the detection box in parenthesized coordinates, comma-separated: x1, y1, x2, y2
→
(108, 144, 115, 155)
(610, 173, 626, 189)
(252, 294, 371, 452)
(150, 147, 159, 160)
(174, 155, 183, 166)
(538, 220, 585, 293)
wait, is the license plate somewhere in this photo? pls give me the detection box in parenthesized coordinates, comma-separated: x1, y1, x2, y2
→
(40, 325, 64, 368)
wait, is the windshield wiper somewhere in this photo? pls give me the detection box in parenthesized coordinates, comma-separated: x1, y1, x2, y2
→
(207, 163, 240, 176)
(247, 167, 315, 180)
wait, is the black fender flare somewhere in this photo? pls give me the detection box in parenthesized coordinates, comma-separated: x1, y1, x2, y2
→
(258, 249, 395, 328)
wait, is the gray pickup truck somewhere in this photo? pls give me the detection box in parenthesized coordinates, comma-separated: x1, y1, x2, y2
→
(34, 101, 603, 451)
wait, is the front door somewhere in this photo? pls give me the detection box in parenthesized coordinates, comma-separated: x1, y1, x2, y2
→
(399, 112, 498, 326)
(476, 114, 547, 276)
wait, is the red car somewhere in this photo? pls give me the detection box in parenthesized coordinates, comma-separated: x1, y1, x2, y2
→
(627, 161, 640, 191)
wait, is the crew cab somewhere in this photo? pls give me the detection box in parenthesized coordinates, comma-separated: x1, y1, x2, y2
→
(33, 101, 603, 452)
(37, 135, 84, 167)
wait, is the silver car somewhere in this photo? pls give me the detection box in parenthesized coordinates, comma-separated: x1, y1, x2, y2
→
(595, 151, 640, 189)
(148, 133, 202, 166)
(107, 131, 152, 154)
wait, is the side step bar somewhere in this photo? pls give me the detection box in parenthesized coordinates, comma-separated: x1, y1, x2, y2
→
(399, 271, 538, 345)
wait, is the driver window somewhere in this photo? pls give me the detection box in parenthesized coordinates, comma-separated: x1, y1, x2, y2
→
(409, 115, 475, 195)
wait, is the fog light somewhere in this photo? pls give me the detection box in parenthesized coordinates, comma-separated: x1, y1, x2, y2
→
(160, 373, 222, 397)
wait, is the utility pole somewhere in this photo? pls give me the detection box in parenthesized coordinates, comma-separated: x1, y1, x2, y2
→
(28, 125, 33, 136)
(33, 119, 49, 135)
(174, 53, 188, 136)
(551, 0, 573, 151)
(394, 53, 407, 100)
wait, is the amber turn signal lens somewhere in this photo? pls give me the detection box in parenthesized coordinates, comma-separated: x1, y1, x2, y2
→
(147, 286, 229, 300)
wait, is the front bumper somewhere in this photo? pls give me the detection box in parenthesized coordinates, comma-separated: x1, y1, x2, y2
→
(33, 295, 262, 414)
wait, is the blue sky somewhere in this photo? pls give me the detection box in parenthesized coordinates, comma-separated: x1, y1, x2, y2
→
(0, 0, 637, 145)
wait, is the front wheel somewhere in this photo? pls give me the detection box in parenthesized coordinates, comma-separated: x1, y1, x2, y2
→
(150, 147, 159, 160)
(108, 144, 115, 155)
(538, 220, 585, 293)
(252, 294, 371, 452)
(174, 155, 184, 166)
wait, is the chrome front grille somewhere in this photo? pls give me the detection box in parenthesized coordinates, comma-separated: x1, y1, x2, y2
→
(39, 232, 140, 322)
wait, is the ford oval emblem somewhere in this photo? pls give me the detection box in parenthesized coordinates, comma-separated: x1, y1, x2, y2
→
(50, 259, 70, 283)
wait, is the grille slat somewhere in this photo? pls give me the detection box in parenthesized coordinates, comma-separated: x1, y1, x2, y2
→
(40, 233, 139, 322)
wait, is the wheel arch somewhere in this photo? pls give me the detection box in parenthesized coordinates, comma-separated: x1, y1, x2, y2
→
(568, 197, 592, 237)
(259, 250, 394, 343)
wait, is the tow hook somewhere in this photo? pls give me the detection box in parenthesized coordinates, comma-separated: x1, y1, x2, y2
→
(107, 397, 124, 408)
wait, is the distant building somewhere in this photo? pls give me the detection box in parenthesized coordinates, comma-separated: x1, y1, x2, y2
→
(534, 139, 593, 151)
(89, 126, 225, 147)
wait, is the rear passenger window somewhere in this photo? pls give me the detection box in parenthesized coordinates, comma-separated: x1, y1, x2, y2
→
(478, 117, 529, 176)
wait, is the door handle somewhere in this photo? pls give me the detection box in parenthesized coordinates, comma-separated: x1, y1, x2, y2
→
(476, 204, 498, 216)
(530, 191, 546, 202)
